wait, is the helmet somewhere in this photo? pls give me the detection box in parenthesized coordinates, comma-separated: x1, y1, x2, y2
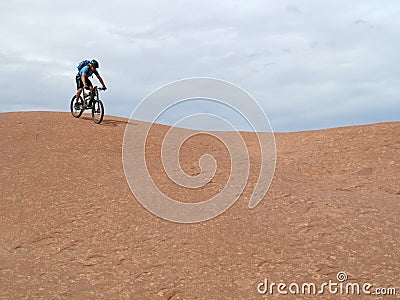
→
(90, 59, 99, 68)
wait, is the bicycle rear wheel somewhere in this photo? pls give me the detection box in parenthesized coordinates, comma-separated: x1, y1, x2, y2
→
(91, 100, 104, 124)
(70, 95, 84, 118)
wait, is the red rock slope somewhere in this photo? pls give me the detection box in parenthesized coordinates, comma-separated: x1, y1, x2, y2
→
(0, 112, 399, 299)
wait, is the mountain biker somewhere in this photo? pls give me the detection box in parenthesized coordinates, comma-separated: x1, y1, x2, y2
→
(75, 59, 107, 109)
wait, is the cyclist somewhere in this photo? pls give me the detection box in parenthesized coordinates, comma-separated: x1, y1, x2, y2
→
(75, 59, 107, 109)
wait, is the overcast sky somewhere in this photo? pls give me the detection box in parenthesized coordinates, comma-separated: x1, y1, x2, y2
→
(1, 0, 399, 131)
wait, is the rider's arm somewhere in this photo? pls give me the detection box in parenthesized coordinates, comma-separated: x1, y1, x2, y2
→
(81, 73, 87, 86)
(96, 73, 106, 88)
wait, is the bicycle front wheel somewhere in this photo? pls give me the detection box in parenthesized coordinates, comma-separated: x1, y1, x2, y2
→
(70, 95, 84, 118)
(91, 100, 104, 124)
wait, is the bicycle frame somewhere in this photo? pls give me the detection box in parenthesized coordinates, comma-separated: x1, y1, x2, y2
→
(83, 86, 96, 103)
(83, 86, 106, 106)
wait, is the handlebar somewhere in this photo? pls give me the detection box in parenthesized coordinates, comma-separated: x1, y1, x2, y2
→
(84, 86, 107, 91)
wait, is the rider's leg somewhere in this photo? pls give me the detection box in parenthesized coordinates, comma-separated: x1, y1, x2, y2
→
(89, 85, 94, 96)
(75, 76, 84, 108)
(88, 80, 94, 107)
(75, 87, 83, 100)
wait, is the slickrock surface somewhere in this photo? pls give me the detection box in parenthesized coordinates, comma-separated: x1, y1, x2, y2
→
(1, 112, 399, 299)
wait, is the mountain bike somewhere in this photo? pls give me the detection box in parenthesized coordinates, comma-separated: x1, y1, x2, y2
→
(70, 86, 106, 124)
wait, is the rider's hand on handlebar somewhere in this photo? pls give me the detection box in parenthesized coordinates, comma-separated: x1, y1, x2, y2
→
(102, 85, 107, 91)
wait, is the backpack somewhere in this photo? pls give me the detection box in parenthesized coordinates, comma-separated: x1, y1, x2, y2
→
(77, 60, 90, 70)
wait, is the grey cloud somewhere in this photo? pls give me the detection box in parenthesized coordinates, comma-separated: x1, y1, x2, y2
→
(0, 0, 399, 131)
(355, 19, 368, 24)
(286, 5, 301, 14)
